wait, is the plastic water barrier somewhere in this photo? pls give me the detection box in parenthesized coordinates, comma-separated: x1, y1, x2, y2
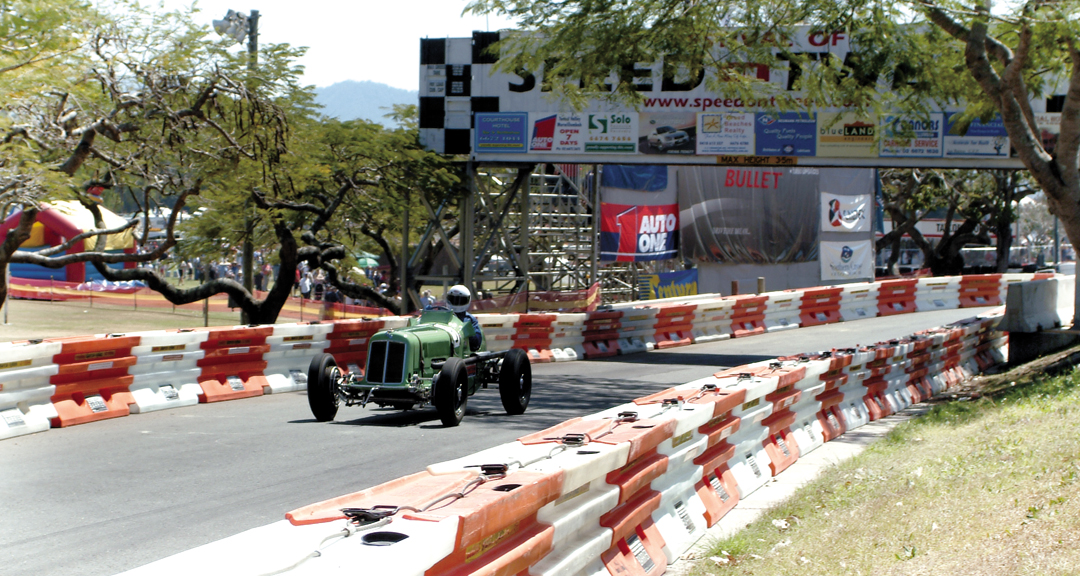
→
(0, 273, 1042, 449)
(914, 277, 961, 311)
(48, 334, 141, 427)
(111, 305, 1015, 576)
(0, 340, 61, 440)
(799, 286, 842, 327)
(128, 330, 209, 413)
(196, 326, 275, 403)
(264, 323, 334, 393)
(838, 281, 880, 321)
(762, 290, 803, 332)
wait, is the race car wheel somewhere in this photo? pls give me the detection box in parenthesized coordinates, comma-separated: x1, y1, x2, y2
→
(307, 353, 340, 422)
(435, 357, 468, 426)
(499, 348, 532, 415)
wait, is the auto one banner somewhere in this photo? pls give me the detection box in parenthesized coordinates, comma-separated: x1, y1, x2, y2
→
(820, 240, 874, 280)
(599, 165, 679, 262)
(821, 191, 870, 233)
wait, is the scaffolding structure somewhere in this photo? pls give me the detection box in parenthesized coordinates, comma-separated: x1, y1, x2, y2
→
(408, 162, 642, 309)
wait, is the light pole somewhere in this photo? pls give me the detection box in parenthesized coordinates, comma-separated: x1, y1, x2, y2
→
(214, 9, 259, 323)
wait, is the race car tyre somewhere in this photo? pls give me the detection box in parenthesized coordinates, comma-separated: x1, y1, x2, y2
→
(435, 357, 469, 426)
(499, 348, 532, 415)
(307, 353, 340, 422)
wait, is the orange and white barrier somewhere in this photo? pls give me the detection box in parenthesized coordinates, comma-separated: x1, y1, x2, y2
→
(838, 281, 880, 321)
(915, 277, 962, 311)
(114, 305, 1015, 576)
(3, 272, 1049, 438)
(196, 326, 274, 403)
(264, 323, 334, 393)
(0, 340, 61, 439)
(689, 298, 735, 344)
(799, 286, 843, 327)
(877, 279, 918, 316)
(47, 334, 141, 427)
(762, 290, 803, 332)
(728, 295, 768, 338)
(548, 313, 587, 361)
(617, 306, 660, 354)
(128, 330, 208, 413)
(651, 304, 697, 349)
(959, 274, 1004, 307)
(581, 310, 625, 358)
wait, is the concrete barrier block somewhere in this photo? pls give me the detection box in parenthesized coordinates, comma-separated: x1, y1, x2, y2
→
(1002, 276, 1074, 332)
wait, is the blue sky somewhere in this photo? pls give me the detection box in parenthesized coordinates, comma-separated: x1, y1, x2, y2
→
(155, 1, 517, 90)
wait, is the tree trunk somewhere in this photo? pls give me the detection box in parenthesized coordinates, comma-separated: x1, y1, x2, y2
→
(91, 219, 300, 324)
(0, 208, 39, 308)
(995, 218, 1013, 273)
(885, 235, 902, 276)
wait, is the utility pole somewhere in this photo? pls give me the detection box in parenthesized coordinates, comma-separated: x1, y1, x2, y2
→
(241, 10, 259, 323)
(214, 9, 259, 323)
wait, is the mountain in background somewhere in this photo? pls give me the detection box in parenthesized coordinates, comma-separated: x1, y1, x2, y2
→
(314, 80, 418, 126)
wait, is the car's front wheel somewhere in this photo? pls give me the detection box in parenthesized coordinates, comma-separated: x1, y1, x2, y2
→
(434, 357, 468, 426)
(499, 349, 532, 415)
(307, 353, 340, 422)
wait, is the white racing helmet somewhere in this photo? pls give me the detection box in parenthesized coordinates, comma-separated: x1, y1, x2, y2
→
(445, 284, 472, 314)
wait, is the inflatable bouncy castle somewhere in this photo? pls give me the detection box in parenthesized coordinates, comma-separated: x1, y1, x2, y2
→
(0, 201, 137, 283)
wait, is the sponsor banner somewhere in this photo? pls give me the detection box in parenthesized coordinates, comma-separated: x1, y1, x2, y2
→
(529, 113, 587, 153)
(696, 112, 755, 155)
(944, 112, 1009, 157)
(1034, 112, 1061, 153)
(599, 203, 679, 261)
(585, 112, 638, 153)
(821, 192, 870, 233)
(879, 217, 1003, 240)
(640, 112, 697, 154)
(638, 269, 699, 300)
(755, 112, 816, 156)
(880, 114, 944, 157)
(440, 28, 1063, 168)
(600, 165, 679, 262)
(475, 113, 529, 153)
(821, 240, 874, 280)
(817, 112, 877, 157)
(678, 166, 821, 264)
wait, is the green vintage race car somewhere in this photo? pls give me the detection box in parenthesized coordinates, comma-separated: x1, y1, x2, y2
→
(306, 309, 532, 426)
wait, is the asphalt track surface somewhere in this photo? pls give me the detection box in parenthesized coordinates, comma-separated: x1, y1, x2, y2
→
(1, 307, 994, 576)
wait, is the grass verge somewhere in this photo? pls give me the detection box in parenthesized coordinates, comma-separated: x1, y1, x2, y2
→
(0, 298, 246, 342)
(689, 362, 1080, 576)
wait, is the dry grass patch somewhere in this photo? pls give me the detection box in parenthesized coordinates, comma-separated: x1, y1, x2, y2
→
(0, 299, 246, 342)
(690, 366, 1080, 576)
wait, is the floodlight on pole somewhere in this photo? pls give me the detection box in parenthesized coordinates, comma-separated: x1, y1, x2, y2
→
(212, 10, 250, 45)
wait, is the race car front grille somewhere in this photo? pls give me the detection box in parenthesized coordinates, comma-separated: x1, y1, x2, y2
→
(384, 342, 405, 383)
(367, 341, 386, 383)
(366, 340, 406, 384)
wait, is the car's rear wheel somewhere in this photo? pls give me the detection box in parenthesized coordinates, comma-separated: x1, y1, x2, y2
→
(499, 349, 532, 415)
(434, 357, 468, 426)
(307, 353, 340, 422)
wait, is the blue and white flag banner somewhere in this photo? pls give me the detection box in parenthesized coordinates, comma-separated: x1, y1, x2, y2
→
(821, 240, 874, 280)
